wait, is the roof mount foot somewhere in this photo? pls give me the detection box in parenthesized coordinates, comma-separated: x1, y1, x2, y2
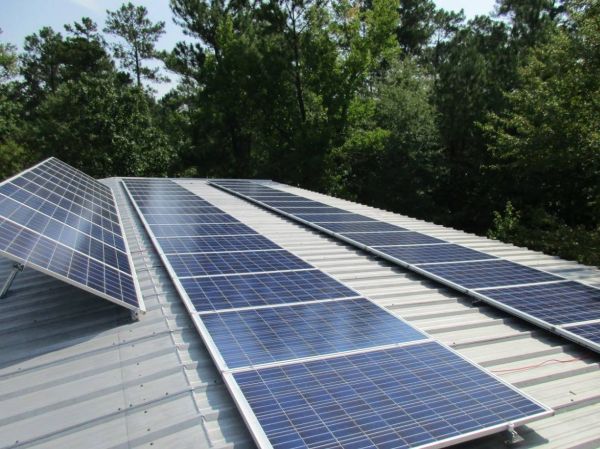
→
(504, 423, 525, 446)
(0, 263, 24, 299)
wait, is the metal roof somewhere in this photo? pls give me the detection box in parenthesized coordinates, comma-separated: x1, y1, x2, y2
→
(1, 178, 599, 449)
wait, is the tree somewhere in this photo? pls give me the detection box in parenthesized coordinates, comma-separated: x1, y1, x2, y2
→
(32, 73, 173, 177)
(0, 29, 28, 179)
(104, 2, 166, 87)
(484, 0, 600, 264)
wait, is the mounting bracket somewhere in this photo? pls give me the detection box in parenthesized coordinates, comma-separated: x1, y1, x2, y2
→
(0, 262, 24, 299)
(505, 423, 525, 446)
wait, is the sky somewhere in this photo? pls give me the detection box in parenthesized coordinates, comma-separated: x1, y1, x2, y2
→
(0, 0, 497, 96)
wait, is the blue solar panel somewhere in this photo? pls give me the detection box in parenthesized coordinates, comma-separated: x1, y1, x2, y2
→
(343, 231, 445, 247)
(181, 269, 358, 312)
(157, 235, 281, 254)
(139, 206, 219, 215)
(279, 207, 349, 214)
(261, 201, 330, 208)
(234, 341, 548, 449)
(202, 298, 426, 368)
(294, 213, 376, 223)
(479, 281, 600, 325)
(419, 260, 561, 290)
(0, 158, 142, 311)
(564, 322, 600, 345)
(377, 243, 496, 265)
(145, 210, 226, 224)
(149, 223, 255, 238)
(315, 222, 408, 233)
(167, 249, 311, 277)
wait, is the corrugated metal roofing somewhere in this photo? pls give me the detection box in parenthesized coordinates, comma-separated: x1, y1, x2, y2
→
(0, 178, 599, 449)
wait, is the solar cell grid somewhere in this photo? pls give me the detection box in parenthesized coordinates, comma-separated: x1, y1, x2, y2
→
(0, 191, 126, 250)
(234, 341, 548, 449)
(317, 222, 408, 233)
(8, 174, 118, 225)
(563, 323, 600, 345)
(150, 222, 256, 238)
(418, 259, 561, 290)
(344, 231, 444, 247)
(202, 298, 426, 368)
(279, 207, 349, 214)
(260, 201, 330, 208)
(157, 235, 281, 254)
(145, 210, 226, 224)
(294, 213, 376, 223)
(167, 249, 311, 278)
(27, 166, 115, 213)
(139, 206, 220, 215)
(478, 281, 600, 326)
(377, 243, 496, 265)
(0, 193, 139, 308)
(181, 269, 359, 312)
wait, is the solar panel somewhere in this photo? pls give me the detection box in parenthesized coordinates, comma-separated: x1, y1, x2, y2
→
(262, 201, 330, 208)
(157, 235, 281, 254)
(145, 210, 226, 224)
(166, 249, 311, 278)
(476, 281, 600, 325)
(279, 207, 349, 214)
(233, 341, 549, 449)
(209, 180, 600, 355)
(293, 213, 376, 223)
(417, 259, 560, 290)
(0, 158, 143, 312)
(149, 223, 255, 238)
(316, 222, 408, 233)
(202, 298, 426, 368)
(376, 243, 496, 265)
(343, 231, 444, 247)
(181, 269, 359, 312)
(125, 179, 551, 449)
(562, 322, 600, 345)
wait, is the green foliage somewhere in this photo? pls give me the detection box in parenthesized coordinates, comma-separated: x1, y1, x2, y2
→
(32, 74, 172, 177)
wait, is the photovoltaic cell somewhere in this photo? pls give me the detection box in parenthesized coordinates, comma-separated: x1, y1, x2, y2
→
(317, 222, 408, 233)
(294, 213, 376, 223)
(157, 235, 281, 254)
(145, 210, 226, 224)
(377, 243, 496, 265)
(343, 231, 444, 247)
(202, 298, 426, 368)
(234, 341, 548, 449)
(478, 281, 600, 325)
(0, 158, 142, 311)
(564, 323, 600, 345)
(261, 201, 330, 208)
(418, 259, 560, 290)
(149, 222, 255, 237)
(279, 207, 349, 214)
(181, 269, 358, 312)
(167, 249, 311, 278)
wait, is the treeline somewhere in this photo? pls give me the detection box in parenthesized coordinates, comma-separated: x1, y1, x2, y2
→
(0, 0, 598, 266)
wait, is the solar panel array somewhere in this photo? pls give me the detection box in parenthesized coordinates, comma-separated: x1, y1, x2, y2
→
(124, 178, 550, 449)
(0, 158, 143, 312)
(209, 180, 600, 354)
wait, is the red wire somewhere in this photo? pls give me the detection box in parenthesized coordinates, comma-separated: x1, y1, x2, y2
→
(491, 357, 587, 373)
